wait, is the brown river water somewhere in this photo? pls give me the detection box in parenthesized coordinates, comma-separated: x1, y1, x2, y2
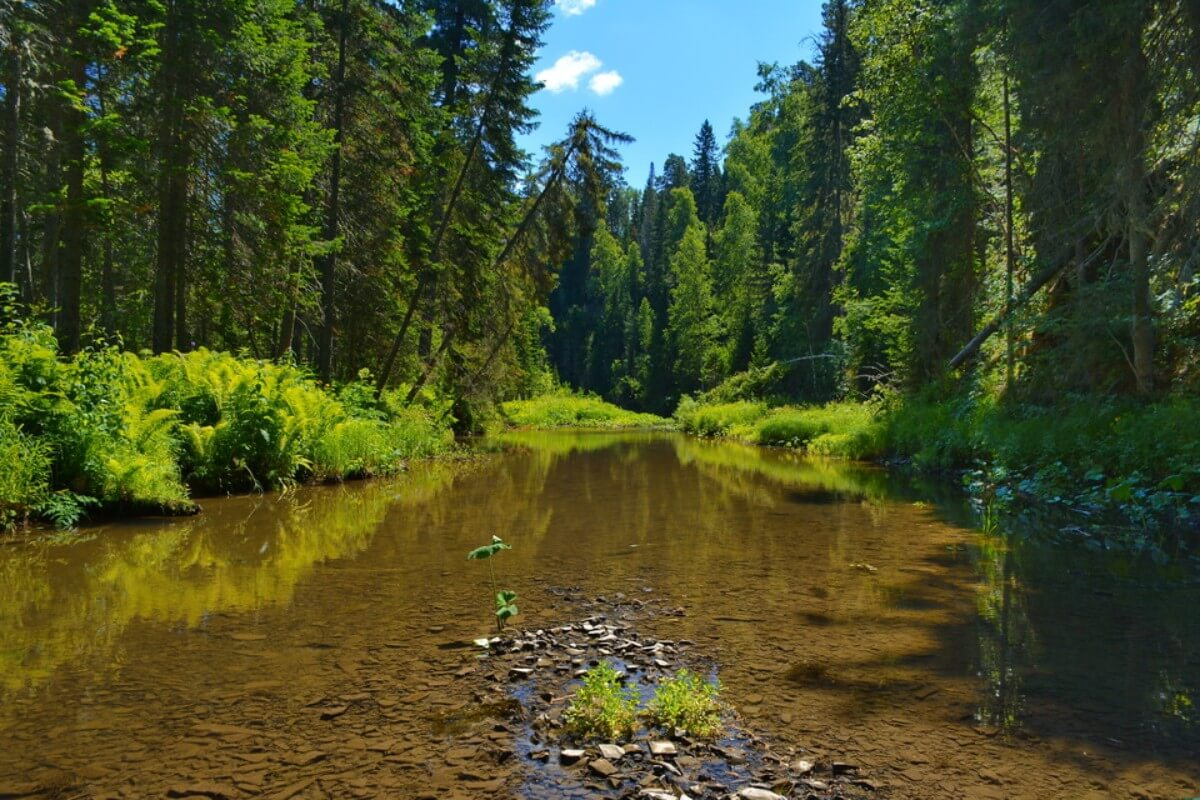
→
(2, 431, 1198, 799)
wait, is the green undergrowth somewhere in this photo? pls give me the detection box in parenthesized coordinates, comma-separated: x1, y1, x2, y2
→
(645, 669, 724, 738)
(563, 663, 724, 742)
(0, 311, 453, 531)
(674, 397, 885, 459)
(675, 390, 1200, 544)
(563, 661, 639, 741)
(501, 390, 672, 430)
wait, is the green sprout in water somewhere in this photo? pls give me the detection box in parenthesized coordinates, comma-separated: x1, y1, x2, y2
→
(466, 535, 518, 632)
(646, 669, 724, 738)
(563, 661, 639, 741)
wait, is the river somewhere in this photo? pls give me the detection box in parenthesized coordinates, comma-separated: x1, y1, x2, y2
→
(2, 431, 1197, 799)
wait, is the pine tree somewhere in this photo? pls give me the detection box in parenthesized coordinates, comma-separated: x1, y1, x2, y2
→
(690, 119, 722, 227)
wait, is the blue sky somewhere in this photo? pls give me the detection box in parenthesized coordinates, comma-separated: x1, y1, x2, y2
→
(520, 0, 826, 188)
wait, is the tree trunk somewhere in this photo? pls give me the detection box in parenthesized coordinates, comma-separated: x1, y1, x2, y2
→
(1123, 28, 1153, 395)
(1003, 72, 1016, 390)
(1, 39, 19, 287)
(97, 69, 117, 334)
(40, 87, 63, 320)
(59, 14, 89, 353)
(1129, 174, 1153, 394)
(317, 0, 349, 381)
(153, 0, 186, 353)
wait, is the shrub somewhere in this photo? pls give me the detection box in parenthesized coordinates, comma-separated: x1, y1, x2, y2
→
(646, 669, 723, 738)
(0, 418, 49, 529)
(563, 662, 639, 741)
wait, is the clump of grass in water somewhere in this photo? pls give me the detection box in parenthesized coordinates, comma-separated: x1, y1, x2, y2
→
(646, 669, 724, 738)
(563, 662, 639, 741)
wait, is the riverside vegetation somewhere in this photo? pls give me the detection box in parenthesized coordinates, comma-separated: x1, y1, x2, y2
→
(0, 291, 452, 529)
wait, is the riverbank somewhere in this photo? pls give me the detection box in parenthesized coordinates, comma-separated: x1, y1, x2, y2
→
(501, 389, 1199, 551)
(0, 317, 454, 530)
(500, 391, 674, 430)
(674, 392, 1199, 550)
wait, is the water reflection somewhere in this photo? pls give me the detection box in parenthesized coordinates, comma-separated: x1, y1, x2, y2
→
(0, 462, 459, 699)
(1, 432, 1196, 798)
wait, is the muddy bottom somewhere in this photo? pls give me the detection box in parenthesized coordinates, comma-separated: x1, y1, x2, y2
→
(2, 432, 1198, 799)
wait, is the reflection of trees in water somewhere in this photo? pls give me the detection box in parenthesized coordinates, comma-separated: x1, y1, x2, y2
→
(971, 535, 1034, 732)
(969, 527, 1199, 751)
(0, 464, 459, 698)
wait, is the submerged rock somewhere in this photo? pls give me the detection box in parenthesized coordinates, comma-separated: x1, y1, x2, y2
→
(598, 743, 625, 761)
(736, 788, 786, 800)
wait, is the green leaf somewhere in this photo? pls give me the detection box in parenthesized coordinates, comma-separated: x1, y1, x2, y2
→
(496, 590, 518, 606)
(1158, 474, 1185, 492)
(496, 604, 518, 621)
(466, 545, 495, 560)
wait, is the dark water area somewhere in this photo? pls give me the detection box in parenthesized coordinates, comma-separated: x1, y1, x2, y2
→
(2, 431, 1197, 799)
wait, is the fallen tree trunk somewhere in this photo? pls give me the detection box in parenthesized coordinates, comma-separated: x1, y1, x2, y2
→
(948, 259, 1068, 370)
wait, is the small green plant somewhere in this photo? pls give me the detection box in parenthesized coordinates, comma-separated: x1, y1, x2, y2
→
(646, 669, 724, 738)
(563, 662, 639, 741)
(466, 535, 518, 632)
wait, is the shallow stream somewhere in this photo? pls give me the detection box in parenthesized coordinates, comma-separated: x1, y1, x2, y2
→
(2, 431, 1197, 799)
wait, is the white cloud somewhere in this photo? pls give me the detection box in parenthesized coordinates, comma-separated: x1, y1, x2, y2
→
(536, 50, 602, 93)
(556, 0, 597, 15)
(589, 70, 623, 96)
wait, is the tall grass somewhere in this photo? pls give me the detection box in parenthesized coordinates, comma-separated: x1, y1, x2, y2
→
(673, 389, 1200, 534)
(502, 390, 672, 430)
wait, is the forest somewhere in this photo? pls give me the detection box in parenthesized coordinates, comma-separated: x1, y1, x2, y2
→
(2, 0, 1199, 538)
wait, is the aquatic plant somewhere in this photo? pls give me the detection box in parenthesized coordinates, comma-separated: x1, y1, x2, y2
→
(563, 662, 639, 741)
(646, 669, 723, 738)
(466, 535, 518, 632)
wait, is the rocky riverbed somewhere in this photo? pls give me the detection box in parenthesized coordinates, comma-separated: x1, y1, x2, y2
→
(438, 589, 881, 799)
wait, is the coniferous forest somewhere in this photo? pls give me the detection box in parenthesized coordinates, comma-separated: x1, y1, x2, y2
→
(2, 0, 1200, 538)
(3, 5, 1200, 799)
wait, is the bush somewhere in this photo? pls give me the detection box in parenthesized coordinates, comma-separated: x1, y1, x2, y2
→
(0, 418, 49, 529)
(646, 669, 723, 738)
(563, 662, 639, 741)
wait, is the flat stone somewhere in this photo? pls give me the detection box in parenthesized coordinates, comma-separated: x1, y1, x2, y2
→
(560, 749, 586, 764)
(282, 750, 326, 766)
(589, 758, 619, 778)
(649, 741, 677, 757)
(598, 743, 625, 761)
(790, 759, 814, 775)
(320, 705, 349, 720)
(737, 789, 786, 800)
